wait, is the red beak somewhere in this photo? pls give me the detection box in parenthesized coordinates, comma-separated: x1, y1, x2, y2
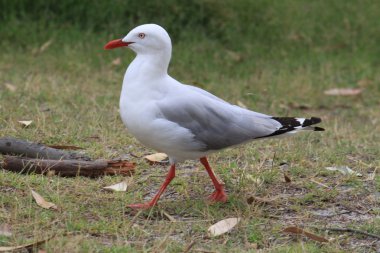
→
(104, 39, 134, 50)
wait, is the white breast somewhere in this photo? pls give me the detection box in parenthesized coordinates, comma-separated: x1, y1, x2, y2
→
(120, 76, 201, 160)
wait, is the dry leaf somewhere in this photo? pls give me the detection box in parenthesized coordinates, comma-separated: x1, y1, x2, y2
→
(287, 32, 305, 41)
(310, 178, 330, 188)
(183, 241, 196, 253)
(112, 57, 121, 66)
(0, 235, 55, 252)
(237, 100, 247, 109)
(248, 242, 258, 249)
(18, 120, 33, 127)
(4, 83, 16, 92)
(46, 170, 56, 177)
(245, 174, 262, 186)
(357, 78, 372, 87)
(247, 195, 280, 205)
(144, 153, 168, 164)
(39, 39, 54, 53)
(226, 50, 243, 62)
(284, 173, 291, 183)
(103, 180, 128, 192)
(47, 145, 83, 150)
(325, 166, 362, 176)
(283, 226, 328, 243)
(208, 218, 241, 237)
(31, 190, 57, 210)
(367, 168, 377, 181)
(324, 88, 362, 96)
(161, 211, 177, 222)
(287, 101, 311, 110)
(0, 224, 12, 237)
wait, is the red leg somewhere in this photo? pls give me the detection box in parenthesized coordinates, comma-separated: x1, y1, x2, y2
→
(200, 157, 228, 203)
(127, 164, 176, 209)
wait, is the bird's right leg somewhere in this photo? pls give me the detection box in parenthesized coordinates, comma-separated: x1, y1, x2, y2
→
(200, 157, 228, 203)
(127, 164, 176, 209)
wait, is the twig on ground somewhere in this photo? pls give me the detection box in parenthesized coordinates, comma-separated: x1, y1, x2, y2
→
(193, 249, 218, 253)
(2, 156, 135, 177)
(0, 137, 90, 160)
(0, 234, 56, 252)
(152, 228, 173, 252)
(312, 226, 380, 240)
(310, 178, 330, 188)
(183, 241, 196, 253)
(271, 151, 276, 170)
(161, 211, 177, 222)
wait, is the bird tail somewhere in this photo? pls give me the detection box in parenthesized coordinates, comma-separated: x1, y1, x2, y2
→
(258, 117, 324, 138)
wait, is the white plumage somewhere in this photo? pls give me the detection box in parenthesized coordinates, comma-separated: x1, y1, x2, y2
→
(104, 24, 324, 209)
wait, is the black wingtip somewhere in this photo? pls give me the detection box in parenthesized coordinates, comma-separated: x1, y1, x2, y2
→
(302, 117, 322, 127)
(256, 116, 324, 139)
(314, 126, 325, 131)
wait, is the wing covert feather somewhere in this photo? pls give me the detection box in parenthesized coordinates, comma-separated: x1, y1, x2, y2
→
(157, 94, 281, 151)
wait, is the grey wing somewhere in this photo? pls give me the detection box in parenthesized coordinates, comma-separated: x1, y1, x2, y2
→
(157, 96, 282, 151)
(184, 83, 271, 118)
(184, 84, 229, 104)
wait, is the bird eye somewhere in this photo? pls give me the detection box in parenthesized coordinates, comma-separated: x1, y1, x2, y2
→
(138, 33, 145, 39)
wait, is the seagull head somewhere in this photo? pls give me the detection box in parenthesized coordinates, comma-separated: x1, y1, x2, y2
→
(104, 24, 172, 55)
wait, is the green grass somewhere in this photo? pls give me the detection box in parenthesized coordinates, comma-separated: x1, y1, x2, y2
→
(1, 0, 380, 252)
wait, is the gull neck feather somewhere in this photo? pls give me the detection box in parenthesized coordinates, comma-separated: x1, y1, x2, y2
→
(126, 47, 171, 81)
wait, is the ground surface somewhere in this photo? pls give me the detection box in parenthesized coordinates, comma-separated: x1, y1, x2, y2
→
(0, 1, 380, 252)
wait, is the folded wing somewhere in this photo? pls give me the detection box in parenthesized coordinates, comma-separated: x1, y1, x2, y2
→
(157, 94, 281, 151)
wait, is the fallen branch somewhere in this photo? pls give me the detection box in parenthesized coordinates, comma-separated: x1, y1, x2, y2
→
(0, 234, 55, 252)
(312, 226, 380, 240)
(0, 137, 90, 160)
(283, 226, 328, 243)
(183, 241, 196, 253)
(2, 156, 135, 177)
(104, 160, 136, 176)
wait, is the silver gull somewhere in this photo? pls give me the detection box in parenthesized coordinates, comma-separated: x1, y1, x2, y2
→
(104, 24, 324, 209)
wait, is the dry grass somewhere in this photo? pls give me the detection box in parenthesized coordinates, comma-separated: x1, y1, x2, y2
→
(1, 2, 380, 251)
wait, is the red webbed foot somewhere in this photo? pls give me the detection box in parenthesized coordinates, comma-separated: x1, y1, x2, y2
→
(127, 202, 156, 210)
(207, 189, 228, 203)
(200, 157, 228, 204)
(127, 164, 176, 210)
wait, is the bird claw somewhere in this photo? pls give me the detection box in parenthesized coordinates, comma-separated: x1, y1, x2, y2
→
(207, 190, 228, 203)
(127, 202, 156, 209)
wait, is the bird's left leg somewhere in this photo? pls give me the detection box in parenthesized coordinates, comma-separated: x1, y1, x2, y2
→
(127, 164, 176, 209)
(200, 157, 228, 203)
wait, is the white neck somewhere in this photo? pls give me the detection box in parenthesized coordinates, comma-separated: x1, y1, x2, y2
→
(125, 48, 171, 81)
(120, 50, 172, 102)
